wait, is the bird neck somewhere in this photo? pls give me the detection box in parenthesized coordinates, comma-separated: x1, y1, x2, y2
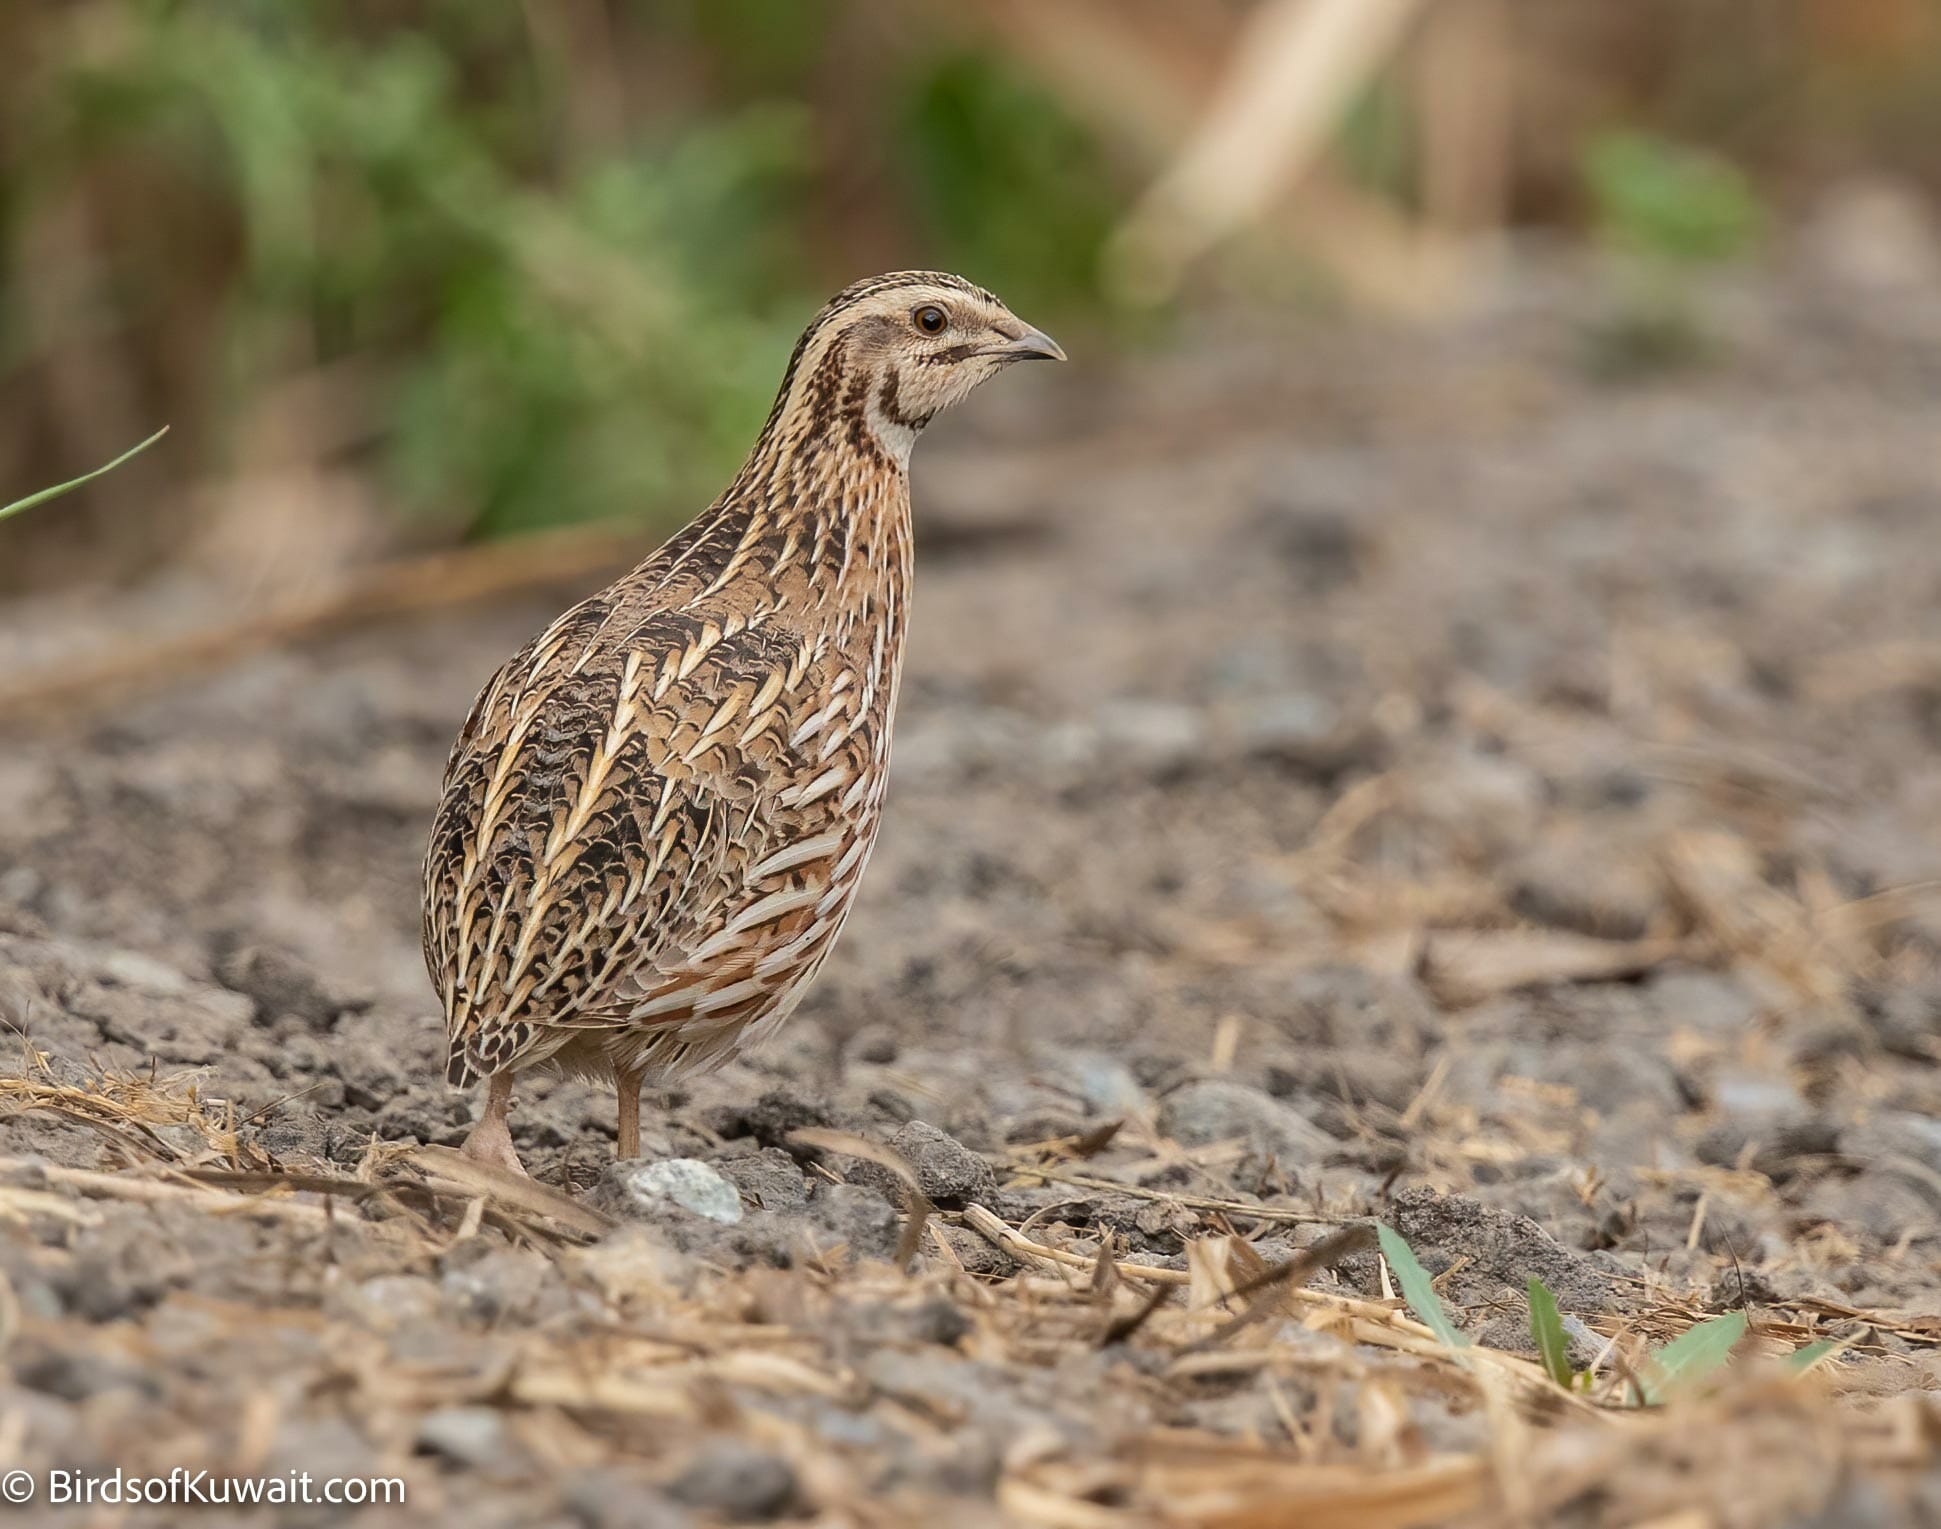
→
(674, 406, 912, 638)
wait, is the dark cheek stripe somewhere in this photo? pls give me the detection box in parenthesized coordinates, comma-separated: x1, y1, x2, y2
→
(920, 344, 980, 367)
(877, 370, 933, 430)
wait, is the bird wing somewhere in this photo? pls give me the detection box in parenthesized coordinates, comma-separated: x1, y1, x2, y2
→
(424, 589, 822, 1086)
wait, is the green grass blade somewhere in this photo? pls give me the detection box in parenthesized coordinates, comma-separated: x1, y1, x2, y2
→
(0, 426, 169, 524)
(1639, 1310, 1746, 1404)
(1527, 1276, 1574, 1387)
(1376, 1223, 1470, 1350)
(1783, 1339, 1838, 1376)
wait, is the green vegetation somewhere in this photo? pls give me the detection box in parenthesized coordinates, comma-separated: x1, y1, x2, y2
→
(1376, 1222, 1471, 1350)
(1581, 130, 1765, 375)
(1585, 131, 1765, 267)
(895, 51, 1119, 317)
(0, 427, 167, 524)
(3, 5, 1119, 543)
(1526, 1274, 1574, 1388)
(1635, 1309, 1748, 1405)
(1379, 1223, 1835, 1406)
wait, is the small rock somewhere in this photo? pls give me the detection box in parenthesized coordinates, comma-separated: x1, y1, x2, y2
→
(1286, 1050, 1424, 1113)
(14, 1345, 159, 1403)
(600, 1159, 744, 1225)
(1070, 1052, 1149, 1115)
(844, 1025, 900, 1064)
(801, 1182, 901, 1264)
(579, 1225, 696, 1303)
(1509, 834, 1661, 941)
(416, 1406, 515, 1470)
(1003, 1109, 1091, 1144)
(1092, 699, 1205, 775)
(1648, 970, 1761, 1036)
(1407, 750, 1545, 859)
(1697, 1114, 1838, 1182)
(1840, 1113, 1941, 1178)
(1158, 1079, 1333, 1160)
(864, 1086, 917, 1125)
(440, 1245, 566, 1324)
(214, 943, 346, 1028)
(935, 1224, 1017, 1278)
(1856, 981, 1941, 1062)
(95, 949, 193, 996)
(715, 1147, 810, 1211)
(702, 1087, 832, 1150)
(1389, 1185, 1618, 1316)
(884, 1120, 998, 1209)
(328, 1274, 443, 1330)
(1284, 965, 1436, 1053)
(1800, 1173, 1940, 1246)
(1713, 1071, 1808, 1120)
(566, 1468, 693, 1529)
(1236, 696, 1383, 780)
(867, 1294, 974, 1346)
(261, 1416, 378, 1487)
(1252, 489, 1370, 585)
(666, 1441, 797, 1522)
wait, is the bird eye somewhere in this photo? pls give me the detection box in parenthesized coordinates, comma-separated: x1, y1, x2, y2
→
(913, 305, 947, 335)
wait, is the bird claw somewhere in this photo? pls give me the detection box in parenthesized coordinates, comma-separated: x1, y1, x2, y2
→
(457, 1122, 529, 1178)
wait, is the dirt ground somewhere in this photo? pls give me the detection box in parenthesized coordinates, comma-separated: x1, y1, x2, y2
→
(2, 250, 1940, 1526)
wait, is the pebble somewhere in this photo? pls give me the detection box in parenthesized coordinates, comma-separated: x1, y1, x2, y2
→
(1069, 1051, 1149, 1115)
(609, 1159, 745, 1225)
(715, 1146, 810, 1211)
(1841, 1113, 1941, 1179)
(95, 949, 194, 996)
(1157, 1078, 1333, 1160)
(887, 1120, 998, 1208)
(417, 1405, 514, 1470)
(666, 1441, 797, 1521)
(566, 1469, 694, 1529)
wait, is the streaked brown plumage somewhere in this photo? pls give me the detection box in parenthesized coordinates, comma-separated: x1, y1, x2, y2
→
(422, 271, 1063, 1173)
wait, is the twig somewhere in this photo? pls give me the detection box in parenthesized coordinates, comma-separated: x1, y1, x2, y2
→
(0, 524, 640, 718)
(1004, 1164, 1344, 1225)
(1179, 1223, 1379, 1354)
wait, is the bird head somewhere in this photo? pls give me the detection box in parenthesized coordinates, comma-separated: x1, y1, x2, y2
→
(762, 271, 1064, 469)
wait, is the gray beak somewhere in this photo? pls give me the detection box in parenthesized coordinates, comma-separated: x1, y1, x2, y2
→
(990, 325, 1067, 363)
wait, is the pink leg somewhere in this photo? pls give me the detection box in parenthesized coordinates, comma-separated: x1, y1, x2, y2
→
(459, 1071, 527, 1176)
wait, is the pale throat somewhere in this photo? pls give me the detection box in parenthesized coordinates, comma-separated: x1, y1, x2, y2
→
(863, 386, 921, 469)
(867, 415, 919, 469)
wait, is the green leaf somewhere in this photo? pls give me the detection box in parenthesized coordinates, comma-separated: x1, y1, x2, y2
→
(1376, 1223, 1470, 1350)
(1583, 131, 1763, 267)
(1527, 1277, 1574, 1387)
(1784, 1339, 1839, 1376)
(1639, 1311, 1747, 1404)
(0, 427, 169, 524)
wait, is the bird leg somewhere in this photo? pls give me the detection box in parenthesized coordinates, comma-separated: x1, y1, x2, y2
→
(459, 1071, 527, 1177)
(615, 1064, 644, 1160)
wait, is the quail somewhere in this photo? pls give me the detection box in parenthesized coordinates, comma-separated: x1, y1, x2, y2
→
(422, 272, 1064, 1174)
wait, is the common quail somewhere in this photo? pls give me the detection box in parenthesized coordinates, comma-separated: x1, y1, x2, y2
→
(422, 272, 1063, 1174)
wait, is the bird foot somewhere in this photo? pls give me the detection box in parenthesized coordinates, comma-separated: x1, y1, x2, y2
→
(457, 1119, 529, 1178)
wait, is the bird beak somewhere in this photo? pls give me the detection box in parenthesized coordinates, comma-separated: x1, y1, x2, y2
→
(987, 325, 1067, 363)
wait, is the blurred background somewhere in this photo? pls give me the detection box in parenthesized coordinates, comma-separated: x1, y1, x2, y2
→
(4, 0, 1940, 595)
(4, 10, 1941, 1510)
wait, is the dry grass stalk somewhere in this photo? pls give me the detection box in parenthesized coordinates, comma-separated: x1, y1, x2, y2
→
(0, 524, 639, 719)
(1106, 0, 1433, 301)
